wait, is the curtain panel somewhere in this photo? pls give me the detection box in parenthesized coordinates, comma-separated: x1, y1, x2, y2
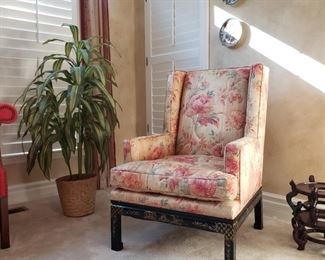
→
(80, 0, 116, 189)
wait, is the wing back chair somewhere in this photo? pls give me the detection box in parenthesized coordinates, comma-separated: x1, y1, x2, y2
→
(0, 103, 17, 249)
(110, 64, 269, 260)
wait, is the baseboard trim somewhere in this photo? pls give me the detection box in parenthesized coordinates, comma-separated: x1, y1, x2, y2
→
(8, 180, 57, 206)
(263, 191, 302, 206)
(7, 183, 295, 213)
(262, 191, 300, 221)
(263, 191, 288, 206)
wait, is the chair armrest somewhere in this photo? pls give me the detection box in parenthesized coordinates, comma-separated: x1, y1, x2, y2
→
(0, 104, 17, 124)
(123, 133, 174, 162)
(224, 137, 262, 203)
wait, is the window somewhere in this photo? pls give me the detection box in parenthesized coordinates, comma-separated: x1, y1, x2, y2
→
(0, 0, 79, 159)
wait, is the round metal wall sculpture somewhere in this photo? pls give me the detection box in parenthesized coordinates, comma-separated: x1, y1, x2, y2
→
(223, 0, 240, 5)
(219, 18, 243, 48)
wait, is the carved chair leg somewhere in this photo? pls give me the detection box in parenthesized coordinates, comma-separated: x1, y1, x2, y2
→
(254, 197, 263, 230)
(0, 197, 10, 249)
(291, 218, 307, 250)
(224, 229, 236, 260)
(224, 237, 236, 260)
(111, 205, 123, 251)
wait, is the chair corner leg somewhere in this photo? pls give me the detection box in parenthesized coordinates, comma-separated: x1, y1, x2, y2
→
(0, 197, 10, 249)
(254, 197, 263, 230)
(111, 205, 123, 251)
(224, 232, 236, 260)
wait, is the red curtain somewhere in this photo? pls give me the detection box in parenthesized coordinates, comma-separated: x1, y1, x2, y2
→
(79, 0, 116, 188)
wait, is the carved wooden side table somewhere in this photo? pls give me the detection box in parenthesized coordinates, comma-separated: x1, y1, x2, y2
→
(286, 175, 325, 250)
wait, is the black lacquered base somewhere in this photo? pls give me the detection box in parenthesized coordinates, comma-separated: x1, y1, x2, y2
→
(110, 189, 263, 260)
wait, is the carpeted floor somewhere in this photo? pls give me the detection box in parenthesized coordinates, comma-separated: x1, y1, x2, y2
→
(0, 190, 324, 260)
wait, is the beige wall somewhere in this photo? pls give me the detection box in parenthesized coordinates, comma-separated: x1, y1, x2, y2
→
(210, 0, 325, 195)
(6, 158, 77, 185)
(109, 0, 146, 164)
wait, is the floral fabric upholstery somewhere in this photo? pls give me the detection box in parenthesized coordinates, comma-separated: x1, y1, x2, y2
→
(111, 188, 242, 220)
(123, 71, 186, 163)
(123, 133, 174, 162)
(225, 137, 262, 204)
(164, 71, 187, 136)
(176, 67, 251, 156)
(244, 64, 269, 141)
(111, 155, 238, 201)
(111, 64, 269, 220)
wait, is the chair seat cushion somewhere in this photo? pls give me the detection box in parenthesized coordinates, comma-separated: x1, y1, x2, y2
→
(110, 155, 238, 201)
(110, 188, 243, 220)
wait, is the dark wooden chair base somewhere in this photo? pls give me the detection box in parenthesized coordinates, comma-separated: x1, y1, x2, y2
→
(0, 197, 10, 249)
(110, 189, 263, 260)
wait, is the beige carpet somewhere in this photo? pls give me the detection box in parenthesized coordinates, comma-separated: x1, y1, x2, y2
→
(0, 190, 324, 260)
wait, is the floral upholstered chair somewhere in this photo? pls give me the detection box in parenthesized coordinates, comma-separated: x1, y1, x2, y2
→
(110, 64, 269, 260)
(0, 103, 17, 249)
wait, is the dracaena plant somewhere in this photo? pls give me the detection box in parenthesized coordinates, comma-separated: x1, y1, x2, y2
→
(17, 24, 119, 180)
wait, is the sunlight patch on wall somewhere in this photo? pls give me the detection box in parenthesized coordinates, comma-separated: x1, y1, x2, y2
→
(214, 6, 325, 93)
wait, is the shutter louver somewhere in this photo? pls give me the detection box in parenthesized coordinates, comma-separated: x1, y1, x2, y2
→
(147, 0, 208, 134)
(0, 0, 79, 158)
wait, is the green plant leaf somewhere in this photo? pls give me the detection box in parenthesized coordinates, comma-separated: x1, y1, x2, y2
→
(53, 59, 64, 71)
(27, 135, 42, 173)
(60, 138, 72, 176)
(43, 38, 65, 45)
(70, 66, 83, 85)
(84, 140, 93, 174)
(81, 99, 92, 114)
(80, 49, 89, 64)
(67, 85, 79, 111)
(91, 64, 106, 84)
(81, 40, 91, 51)
(65, 42, 74, 57)
(39, 134, 57, 178)
(62, 23, 79, 44)
(90, 102, 106, 130)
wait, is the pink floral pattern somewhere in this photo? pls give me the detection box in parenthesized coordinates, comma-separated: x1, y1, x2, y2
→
(123, 133, 174, 162)
(245, 64, 269, 141)
(176, 68, 251, 156)
(111, 155, 238, 201)
(225, 137, 263, 203)
(164, 71, 186, 135)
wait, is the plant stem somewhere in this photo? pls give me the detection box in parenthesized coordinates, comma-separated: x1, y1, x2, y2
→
(77, 108, 83, 178)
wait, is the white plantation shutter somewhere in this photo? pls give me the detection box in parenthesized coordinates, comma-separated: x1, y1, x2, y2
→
(145, 0, 209, 134)
(0, 0, 79, 158)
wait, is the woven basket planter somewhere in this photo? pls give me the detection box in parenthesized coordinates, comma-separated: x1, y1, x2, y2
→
(56, 174, 97, 217)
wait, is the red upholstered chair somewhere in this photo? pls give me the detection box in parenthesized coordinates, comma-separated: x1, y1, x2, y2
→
(0, 103, 17, 249)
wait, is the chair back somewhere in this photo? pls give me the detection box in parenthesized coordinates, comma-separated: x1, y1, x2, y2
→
(163, 64, 269, 157)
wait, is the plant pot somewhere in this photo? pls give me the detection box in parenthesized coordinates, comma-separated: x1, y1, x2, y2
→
(56, 174, 97, 217)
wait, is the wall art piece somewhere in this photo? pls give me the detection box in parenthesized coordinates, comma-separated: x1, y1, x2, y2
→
(219, 18, 244, 48)
(223, 0, 240, 5)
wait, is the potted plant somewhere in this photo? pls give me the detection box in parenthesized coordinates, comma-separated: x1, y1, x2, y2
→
(17, 24, 119, 217)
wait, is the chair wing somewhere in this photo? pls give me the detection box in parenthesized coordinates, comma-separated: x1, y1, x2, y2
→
(123, 71, 187, 162)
